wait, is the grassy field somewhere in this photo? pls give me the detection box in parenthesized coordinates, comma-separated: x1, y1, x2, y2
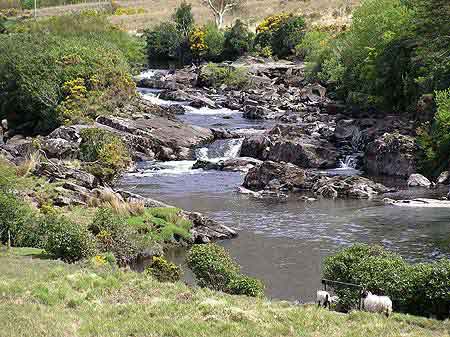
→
(0, 247, 449, 337)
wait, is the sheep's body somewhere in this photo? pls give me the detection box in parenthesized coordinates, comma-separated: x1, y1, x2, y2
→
(329, 295, 339, 305)
(363, 292, 393, 317)
(316, 290, 330, 308)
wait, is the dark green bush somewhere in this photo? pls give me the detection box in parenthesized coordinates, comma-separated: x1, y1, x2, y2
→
(323, 244, 450, 318)
(42, 214, 96, 263)
(255, 14, 305, 58)
(271, 15, 305, 58)
(203, 23, 225, 61)
(79, 128, 131, 183)
(417, 89, 450, 177)
(186, 243, 239, 291)
(186, 243, 265, 297)
(0, 191, 38, 247)
(146, 21, 185, 63)
(146, 256, 182, 283)
(223, 20, 254, 60)
(228, 274, 265, 297)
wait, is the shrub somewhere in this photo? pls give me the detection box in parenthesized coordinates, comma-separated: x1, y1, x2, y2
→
(187, 243, 265, 297)
(189, 26, 207, 59)
(223, 20, 254, 60)
(0, 29, 136, 133)
(203, 23, 225, 61)
(256, 13, 305, 58)
(228, 274, 265, 297)
(271, 15, 305, 58)
(146, 21, 184, 63)
(79, 128, 131, 183)
(0, 191, 38, 247)
(89, 208, 143, 264)
(146, 256, 182, 282)
(187, 243, 239, 291)
(113, 7, 146, 16)
(200, 63, 249, 89)
(417, 89, 450, 176)
(42, 215, 96, 263)
(323, 244, 450, 318)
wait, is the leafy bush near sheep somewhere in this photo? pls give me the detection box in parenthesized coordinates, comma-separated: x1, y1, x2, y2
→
(323, 244, 450, 319)
(186, 243, 265, 297)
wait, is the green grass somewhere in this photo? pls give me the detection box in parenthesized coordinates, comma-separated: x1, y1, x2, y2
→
(127, 207, 192, 242)
(0, 249, 449, 337)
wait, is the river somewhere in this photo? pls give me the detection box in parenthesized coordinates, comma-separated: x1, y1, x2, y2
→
(119, 87, 450, 302)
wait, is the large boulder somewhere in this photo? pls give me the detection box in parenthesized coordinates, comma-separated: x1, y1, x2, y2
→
(364, 132, 416, 177)
(311, 175, 392, 199)
(407, 173, 432, 187)
(40, 138, 79, 159)
(241, 124, 338, 169)
(243, 160, 306, 191)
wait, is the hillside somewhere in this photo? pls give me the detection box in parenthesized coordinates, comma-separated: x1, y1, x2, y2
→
(13, 0, 360, 31)
(110, 0, 359, 30)
(0, 248, 449, 337)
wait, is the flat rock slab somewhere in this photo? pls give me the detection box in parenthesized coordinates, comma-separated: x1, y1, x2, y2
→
(384, 198, 450, 208)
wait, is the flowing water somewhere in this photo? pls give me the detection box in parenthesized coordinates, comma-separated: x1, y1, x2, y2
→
(124, 83, 450, 302)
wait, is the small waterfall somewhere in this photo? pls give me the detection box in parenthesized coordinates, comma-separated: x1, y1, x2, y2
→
(339, 155, 359, 169)
(338, 128, 364, 170)
(195, 138, 243, 161)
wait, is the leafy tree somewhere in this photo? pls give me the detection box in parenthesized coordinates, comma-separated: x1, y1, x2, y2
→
(172, 1, 195, 38)
(223, 19, 253, 60)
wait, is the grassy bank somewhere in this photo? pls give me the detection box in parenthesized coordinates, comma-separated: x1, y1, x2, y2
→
(0, 248, 448, 337)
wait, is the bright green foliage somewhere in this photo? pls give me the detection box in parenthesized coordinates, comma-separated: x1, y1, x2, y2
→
(146, 256, 182, 282)
(223, 20, 254, 60)
(127, 207, 192, 243)
(41, 215, 96, 263)
(323, 244, 450, 318)
(417, 89, 450, 176)
(187, 243, 265, 297)
(0, 19, 137, 133)
(228, 274, 265, 297)
(200, 63, 249, 89)
(79, 128, 131, 183)
(187, 243, 240, 291)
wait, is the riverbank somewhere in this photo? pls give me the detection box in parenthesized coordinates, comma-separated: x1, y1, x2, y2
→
(0, 247, 448, 337)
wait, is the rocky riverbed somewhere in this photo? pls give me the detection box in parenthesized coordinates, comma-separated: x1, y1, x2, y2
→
(2, 57, 450, 301)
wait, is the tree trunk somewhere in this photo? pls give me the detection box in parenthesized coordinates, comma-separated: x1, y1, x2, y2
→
(216, 12, 224, 29)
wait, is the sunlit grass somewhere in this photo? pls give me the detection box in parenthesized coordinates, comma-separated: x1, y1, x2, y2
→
(0, 249, 448, 337)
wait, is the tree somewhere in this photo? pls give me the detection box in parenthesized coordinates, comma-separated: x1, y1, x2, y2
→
(202, 0, 245, 28)
(172, 1, 195, 38)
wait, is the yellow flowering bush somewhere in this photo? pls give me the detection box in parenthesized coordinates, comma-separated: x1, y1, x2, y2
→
(189, 26, 207, 56)
(256, 13, 291, 34)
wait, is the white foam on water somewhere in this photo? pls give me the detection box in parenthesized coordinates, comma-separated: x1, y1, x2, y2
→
(130, 160, 200, 177)
(183, 106, 240, 116)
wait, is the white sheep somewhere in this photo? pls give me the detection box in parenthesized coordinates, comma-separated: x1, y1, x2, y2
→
(363, 291, 393, 317)
(316, 290, 330, 308)
(329, 295, 339, 305)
